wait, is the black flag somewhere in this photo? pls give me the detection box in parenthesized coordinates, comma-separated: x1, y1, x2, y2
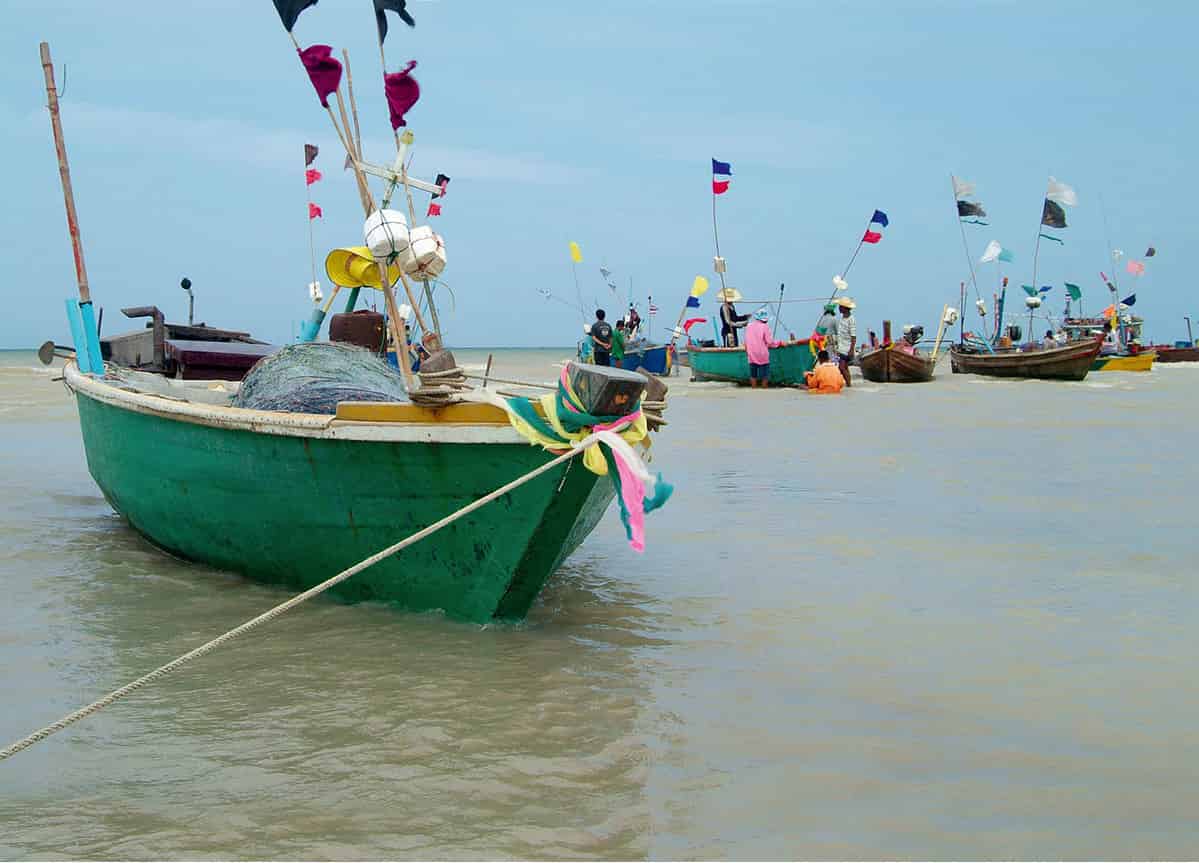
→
(956, 200, 986, 218)
(374, 0, 416, 43)
(1041, 199, 1067, 229)
(272, 0, 319, 32)
(304, 143, 319, 166)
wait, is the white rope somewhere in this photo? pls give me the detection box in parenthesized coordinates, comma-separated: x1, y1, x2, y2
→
(0, 436, 601, 763)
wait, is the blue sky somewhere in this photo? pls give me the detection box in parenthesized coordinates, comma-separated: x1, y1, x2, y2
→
(4, 0, 1196, 348)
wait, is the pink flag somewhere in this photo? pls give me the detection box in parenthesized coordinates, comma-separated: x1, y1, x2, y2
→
(305, 168, 322, 185)
(308, 202, 323, 219)
(299, 45, 342, 108)
(1126, 260, 1145, 276)
(384, 61, 420, 130)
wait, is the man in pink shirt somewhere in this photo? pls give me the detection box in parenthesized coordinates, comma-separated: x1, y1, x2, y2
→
(745, 308, 782, 388)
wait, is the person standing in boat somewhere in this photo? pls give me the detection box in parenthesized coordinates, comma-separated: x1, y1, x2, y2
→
(744, 308, 782, 389)
(834, 297, 857, 386)
(625, 305, 642, 340)
(590, 309, 613, 366)
(719, 290, 751, 347)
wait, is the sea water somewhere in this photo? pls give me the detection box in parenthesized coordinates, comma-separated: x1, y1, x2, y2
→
(1, 347, 1197, 859)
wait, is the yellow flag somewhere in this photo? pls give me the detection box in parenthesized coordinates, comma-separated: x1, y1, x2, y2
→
(569, 241, 583, 264)
(690, 275, 709, 297)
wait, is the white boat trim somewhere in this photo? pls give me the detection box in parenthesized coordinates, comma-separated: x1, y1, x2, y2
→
(65, 363, 531, 445)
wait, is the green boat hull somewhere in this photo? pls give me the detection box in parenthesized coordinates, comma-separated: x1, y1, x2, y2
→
(689, 340, 815, 386)
(69, 371, 617, 623)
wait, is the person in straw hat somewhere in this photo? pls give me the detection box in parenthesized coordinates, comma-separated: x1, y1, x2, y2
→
(834, 296, 857, 386)
(718, 288, 750, 347)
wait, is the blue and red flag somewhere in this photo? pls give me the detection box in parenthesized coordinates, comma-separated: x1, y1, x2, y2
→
(712, 159, 732, 195)
(862, 209, 889, 243)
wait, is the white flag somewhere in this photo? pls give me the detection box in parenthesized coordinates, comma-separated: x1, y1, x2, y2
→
(1046, 176, 1078, 207)
(979, 240, 1003, 264)
(952, 175, 976, 199)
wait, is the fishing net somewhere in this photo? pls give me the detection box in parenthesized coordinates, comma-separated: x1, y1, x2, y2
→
(234, 342, 408, 414)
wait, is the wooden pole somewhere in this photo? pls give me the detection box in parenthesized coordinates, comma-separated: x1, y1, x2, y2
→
(930, 305, 949, 361)
(377, 263, 416, 388)
(395, 270, 430, 333)
(959, 281, 965, 345)
(39, 43, 89, 305)
(772, 283, 785, 339)
(342, 49, 364, 158)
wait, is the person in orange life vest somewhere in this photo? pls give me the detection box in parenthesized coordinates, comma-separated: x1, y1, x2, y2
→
(804, 349, 845, 394)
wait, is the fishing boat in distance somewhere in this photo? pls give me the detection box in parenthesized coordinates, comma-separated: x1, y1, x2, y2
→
(857, 316, 949, 384)
(950, 337, 1102, 380)
(1062, 314, 1155, 372)
(689, 339, 814, 386)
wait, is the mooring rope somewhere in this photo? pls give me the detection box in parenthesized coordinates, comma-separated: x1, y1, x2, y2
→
(0, 436, 602, 763)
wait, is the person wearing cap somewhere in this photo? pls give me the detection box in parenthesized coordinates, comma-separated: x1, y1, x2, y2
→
(804, 349, 844, 393)
(744, 307, 782, 388)
(719, 291, 751, 347)
(834, 297, 857, 386)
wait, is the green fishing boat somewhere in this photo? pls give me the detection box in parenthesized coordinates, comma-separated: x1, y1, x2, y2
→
(688, 339, 815, 386)
(65, 364, 635, 622)
(38, 24, 671, 625)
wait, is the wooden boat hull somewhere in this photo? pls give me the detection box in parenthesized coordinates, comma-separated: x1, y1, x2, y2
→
(65, 364, 618, 623)
(1092, 352, 1156, 372)
(949, 339, 1102, 381)
(857, 346, 935, 383)
(689, 340, 815, 386)
(1151, 345, 1199, 363)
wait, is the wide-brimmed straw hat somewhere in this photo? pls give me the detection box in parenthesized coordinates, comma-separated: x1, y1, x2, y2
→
(716, 288, 743, 302)
(836, 296, 856, 310)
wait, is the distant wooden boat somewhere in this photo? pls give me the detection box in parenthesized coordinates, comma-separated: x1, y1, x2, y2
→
(1092, 351, 1156, 372)
(1150, 345, 1199, 363)
(949, 338, 1102, 381)
(689, 339, 814, 386)
(858, 345, 936, 383)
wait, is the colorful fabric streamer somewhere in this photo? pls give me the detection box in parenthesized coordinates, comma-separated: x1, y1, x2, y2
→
(482, 368, 672, 552)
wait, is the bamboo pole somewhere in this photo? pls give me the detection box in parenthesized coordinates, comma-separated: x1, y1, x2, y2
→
(342, 49, 364, 158)
(930, 304, 950, 361)
(39, 43, 89, 305)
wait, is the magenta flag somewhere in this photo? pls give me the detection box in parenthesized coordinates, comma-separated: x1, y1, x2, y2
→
(384, 61, 420, 129)
(299, 45, 342, 108)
